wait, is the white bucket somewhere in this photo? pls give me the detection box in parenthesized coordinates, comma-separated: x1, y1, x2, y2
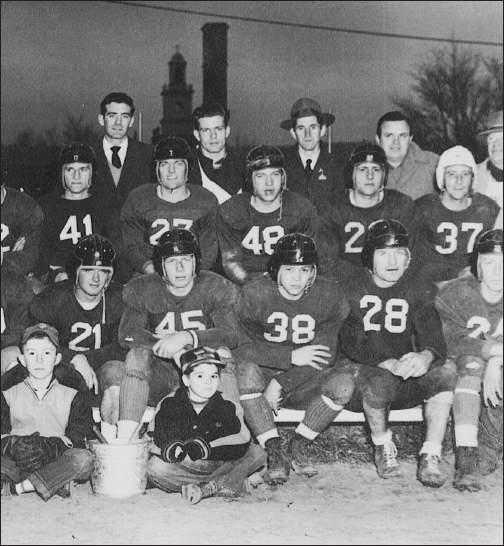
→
(88, 438, 152, 498)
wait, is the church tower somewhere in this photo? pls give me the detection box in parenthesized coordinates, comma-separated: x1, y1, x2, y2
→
(158, 46, 194, 143)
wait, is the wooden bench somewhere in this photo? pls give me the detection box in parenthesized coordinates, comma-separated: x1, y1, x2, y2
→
(93, 406, 423, 424)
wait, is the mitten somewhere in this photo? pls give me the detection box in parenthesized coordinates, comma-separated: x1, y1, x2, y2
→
(184, 438, 210, 461)
(161, 441, 186, 463)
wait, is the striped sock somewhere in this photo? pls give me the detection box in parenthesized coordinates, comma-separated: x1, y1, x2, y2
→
(119, 375, 149, 422)
(454, 375, 481, 447)
(240, 395, 275, 437)
(303, 396, 340, 433)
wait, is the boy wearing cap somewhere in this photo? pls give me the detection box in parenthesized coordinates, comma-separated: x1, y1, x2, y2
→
(281, 98, 343, 212)
(147, 347, 266, 504)
(121, 137, 219, 276)
(414, 146, 500, 283)
(1, 324, 94, 500)
(475, 111, 503, 220)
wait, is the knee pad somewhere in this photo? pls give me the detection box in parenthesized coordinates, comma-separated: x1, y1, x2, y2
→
(360, 369, 397, 408)
(124, 347, 153, 382)
(322, 370, 355, 405)
(236, 361, 268, 394)
(97, 360, 125, 391)
(456, 355, 485, 376)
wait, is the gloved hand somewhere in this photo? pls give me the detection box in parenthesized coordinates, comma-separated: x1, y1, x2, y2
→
(161, 441, 186, 463)
(1, 435, 25, 459)
(184, 438, 210, 461)
(12, 434, 68, 474)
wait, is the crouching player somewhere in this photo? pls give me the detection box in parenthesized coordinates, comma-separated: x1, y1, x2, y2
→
(235, 233, 351, 484)
(436, 229, 503, 491)
(1, 324, 94, 500)
(147, 347, 266, 504)
(336, 219, 457, 487)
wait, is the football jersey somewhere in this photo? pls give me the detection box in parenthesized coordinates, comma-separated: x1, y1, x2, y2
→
(414, 192, 500, 282)
(236, 275, 350, 371)
(37, 192, 121, 273)
(29, 280, 126, 370)
(338, 267, 446, 366)
(1, 267, 34, 349)
(118, 271, 240, 351)
(121, 184, 219, 274)
(321, 189, 416, 267)
(1, 187, 43, 275)
(435, 275, 502, 359)
(217, 191, 319, 282)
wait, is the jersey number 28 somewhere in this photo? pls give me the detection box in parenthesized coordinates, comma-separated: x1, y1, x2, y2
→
(361, 295, 409, 333)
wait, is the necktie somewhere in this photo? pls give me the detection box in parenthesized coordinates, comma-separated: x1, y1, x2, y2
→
(305, 159, 312, 178)
(111, 146, 122, 169)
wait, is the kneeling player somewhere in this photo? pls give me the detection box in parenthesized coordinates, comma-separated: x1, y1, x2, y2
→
(436, 229, 503, 491)
(337, 219, 457, 487)
(235, 234, 351, 484)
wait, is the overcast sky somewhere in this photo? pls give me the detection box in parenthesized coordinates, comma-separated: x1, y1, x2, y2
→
(1, 1, 502, 148)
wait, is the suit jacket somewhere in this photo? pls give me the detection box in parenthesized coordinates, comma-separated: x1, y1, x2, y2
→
(283, 143, 345, 213)
(92, 137, 154, 208)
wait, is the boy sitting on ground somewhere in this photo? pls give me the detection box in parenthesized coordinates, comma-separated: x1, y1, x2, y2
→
(1, 324, 95, 500)
(147, 347, 266, 504)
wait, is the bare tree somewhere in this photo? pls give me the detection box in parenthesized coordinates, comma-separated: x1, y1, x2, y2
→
(392, 43, 503, 159)
(61, 115, 100, 144)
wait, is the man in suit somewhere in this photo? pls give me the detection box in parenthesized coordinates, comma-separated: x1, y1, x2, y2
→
(93, 92, 153, 208)
(281, 98, 343, 213)
(92, 92, 153, 282)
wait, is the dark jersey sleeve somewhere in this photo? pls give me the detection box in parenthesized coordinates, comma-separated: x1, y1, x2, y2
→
(65, 390, 95, 448)
(2, 190, 44, 275)
(1, 270, 34, 350)
(120, 188, 153, 274)
(1, 391, 12, 436)
(118, 281, 157, 351)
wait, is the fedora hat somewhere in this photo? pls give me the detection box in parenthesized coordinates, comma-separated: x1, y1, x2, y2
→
(478, 110, 503, 137)
(280, 98, 335, 130)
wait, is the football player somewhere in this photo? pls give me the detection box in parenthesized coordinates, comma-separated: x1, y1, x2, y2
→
(414, 146, 501, 283)
(36, 142, 122, 284)
(235, 233, 350, 484)
(217, 145, 320, 284)
(29, 234, 126, 423)
(103, 228, 242, 440)
(436, 229, 503, 491)
(336, 219, 457, 487)
(121, 137, 219, 277)
(319, 142, 417, 269)
(1, 181, 44, 292)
